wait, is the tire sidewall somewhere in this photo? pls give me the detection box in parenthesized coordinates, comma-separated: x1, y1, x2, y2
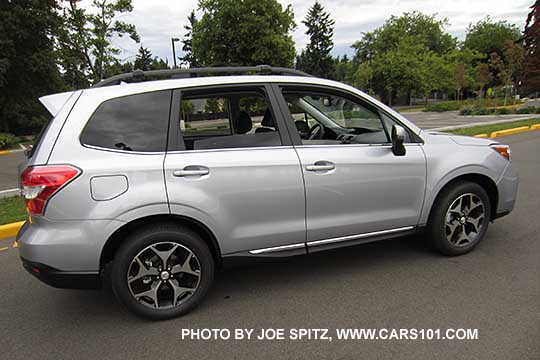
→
(111, 225, 214, 320)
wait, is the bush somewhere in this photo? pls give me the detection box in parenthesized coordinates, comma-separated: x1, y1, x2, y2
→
(459, 107, 473, 116)
(494, 108, 512, 115)
(0, 133, 19, 150)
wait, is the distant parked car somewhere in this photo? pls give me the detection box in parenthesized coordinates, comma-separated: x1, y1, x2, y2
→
(17, 66, 518, 319)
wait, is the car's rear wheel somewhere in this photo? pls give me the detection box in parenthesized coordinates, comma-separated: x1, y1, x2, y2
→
(427, 181, 491, 255)
(111, 224, 214, 320)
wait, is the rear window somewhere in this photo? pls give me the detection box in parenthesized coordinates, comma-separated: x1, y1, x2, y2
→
(81, 91, 171, 152)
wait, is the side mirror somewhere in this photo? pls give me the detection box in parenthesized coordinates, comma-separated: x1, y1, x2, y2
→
(391, 125, 406, 156)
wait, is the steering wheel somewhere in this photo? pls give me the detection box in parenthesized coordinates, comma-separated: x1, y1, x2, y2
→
(307, 123, 325, 140)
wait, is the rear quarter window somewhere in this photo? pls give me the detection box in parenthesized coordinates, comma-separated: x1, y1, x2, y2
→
(80, 91, 171, 152)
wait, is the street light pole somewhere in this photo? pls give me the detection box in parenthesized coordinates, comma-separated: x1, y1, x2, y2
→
(171, 37, 180, 68)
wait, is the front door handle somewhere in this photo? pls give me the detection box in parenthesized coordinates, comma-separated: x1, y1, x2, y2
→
(173, 166, 210, 177)
(306, 161, 335, 172)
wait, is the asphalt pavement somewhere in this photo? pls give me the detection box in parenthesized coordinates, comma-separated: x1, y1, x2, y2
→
(0, 151, 24, 194)
(0, 131, 539, 359)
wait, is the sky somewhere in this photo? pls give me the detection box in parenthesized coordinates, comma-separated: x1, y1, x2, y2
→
(78, 0, 533, 64)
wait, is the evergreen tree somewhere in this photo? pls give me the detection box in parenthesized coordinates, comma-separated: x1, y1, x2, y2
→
(0, 0, 64, 134)
(522, 0, 540, 95)
(296, 1, 336, 78)
(134, 46, 153, 71)
(181, 10, 199, 68)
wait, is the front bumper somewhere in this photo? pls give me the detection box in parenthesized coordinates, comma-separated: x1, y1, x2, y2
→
(21, 257, 101, 289)
(496, 161, 519, 217)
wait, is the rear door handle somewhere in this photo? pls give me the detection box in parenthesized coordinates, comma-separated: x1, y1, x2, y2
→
(305, 161, 335, 172)
(173, 166, 210, 177)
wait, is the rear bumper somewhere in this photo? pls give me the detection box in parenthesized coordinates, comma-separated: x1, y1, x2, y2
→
(16, 217, 123, 272)
(21, 257, 101, 289)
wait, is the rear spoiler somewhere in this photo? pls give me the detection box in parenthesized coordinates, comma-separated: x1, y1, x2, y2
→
(39, 91, 76, 116)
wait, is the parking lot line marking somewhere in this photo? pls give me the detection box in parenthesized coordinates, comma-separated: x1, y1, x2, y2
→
(0, 247, 8, 252)
(0, 188, 19, 194)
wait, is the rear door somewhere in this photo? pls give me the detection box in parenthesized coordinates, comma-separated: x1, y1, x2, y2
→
(164, 84, 306, 256)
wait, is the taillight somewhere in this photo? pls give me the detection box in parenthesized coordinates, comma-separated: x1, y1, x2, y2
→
(20, 165, 80, 216)
(491, 145, 511, 161)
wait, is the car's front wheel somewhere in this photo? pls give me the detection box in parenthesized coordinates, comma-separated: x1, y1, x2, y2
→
(111, 224, 214, 320)
(427, 181, 491, 256)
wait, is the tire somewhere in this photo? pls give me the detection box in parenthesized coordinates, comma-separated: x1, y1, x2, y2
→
(427, 181, 491, 256)
(111, 224, 214, 320)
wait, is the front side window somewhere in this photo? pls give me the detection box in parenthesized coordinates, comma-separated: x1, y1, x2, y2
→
(282, 90, 391, 145)
(81, 91, 171, 152)
(179, 90, 281, 150)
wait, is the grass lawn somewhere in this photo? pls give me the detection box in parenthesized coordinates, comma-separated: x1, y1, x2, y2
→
(0, 196, 27, 225)
(446, 118, 540, 137)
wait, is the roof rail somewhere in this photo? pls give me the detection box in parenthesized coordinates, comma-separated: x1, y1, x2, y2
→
(92, 65, 312, 88)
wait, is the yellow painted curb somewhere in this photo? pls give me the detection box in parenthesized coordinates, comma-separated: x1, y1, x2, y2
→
(531, 124, 540, 131)
(0, 221, 25, 240)
(488, 104, 522, 110)
(490, 126, 531, 138)
(0, 150, 11, 155)
(474, 134, 489, 138)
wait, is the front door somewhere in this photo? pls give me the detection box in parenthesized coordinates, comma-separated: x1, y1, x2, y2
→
(274, 85, 426, 250)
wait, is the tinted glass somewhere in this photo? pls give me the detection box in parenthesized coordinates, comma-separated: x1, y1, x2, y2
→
(179, 91, 281, 150)
(81, 91, 171, 152)
(283, 91, 389, 145)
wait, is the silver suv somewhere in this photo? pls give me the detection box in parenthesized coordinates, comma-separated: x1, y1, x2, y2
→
(17, 66, 518, 319)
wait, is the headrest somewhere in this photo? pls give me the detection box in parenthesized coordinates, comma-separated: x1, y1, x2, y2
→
(261, 109, 275, 127)
(234, 111, 252, 134)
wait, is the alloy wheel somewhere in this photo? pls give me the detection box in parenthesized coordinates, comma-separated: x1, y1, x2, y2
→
(444, 193, 486, 247)
(127, 242, 201, 309)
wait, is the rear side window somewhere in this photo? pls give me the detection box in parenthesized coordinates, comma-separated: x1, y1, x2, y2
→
(178, 90, 281, 151)
(81, 91, 171, 152)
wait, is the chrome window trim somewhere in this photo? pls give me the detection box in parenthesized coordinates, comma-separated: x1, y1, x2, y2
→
(81, 143, 166, 155)
(165, 145, 295, 155)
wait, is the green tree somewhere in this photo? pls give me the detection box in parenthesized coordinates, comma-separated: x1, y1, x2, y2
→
(352, 11, 456, 62)
(58, 0, 140, 84)
(192, 0, 296, 67)
(150, 58, 170, 70)
(476, 63, 493, 98)
(522, 0, 540, 95)
(351, 12, 457, 104)
(502, 40, 524, 104)
(0, 0, 64, 135)
(352, 62, 373, 91)
(134, 46, 153, 71)
(296, 1, 336, 78)
(464, 17, 521, 60)
(181, 10, 200, 68)
(334, 55, 355, 85)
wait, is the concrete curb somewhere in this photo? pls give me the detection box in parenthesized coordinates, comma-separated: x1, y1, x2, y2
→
(0, 221, 25, 240)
